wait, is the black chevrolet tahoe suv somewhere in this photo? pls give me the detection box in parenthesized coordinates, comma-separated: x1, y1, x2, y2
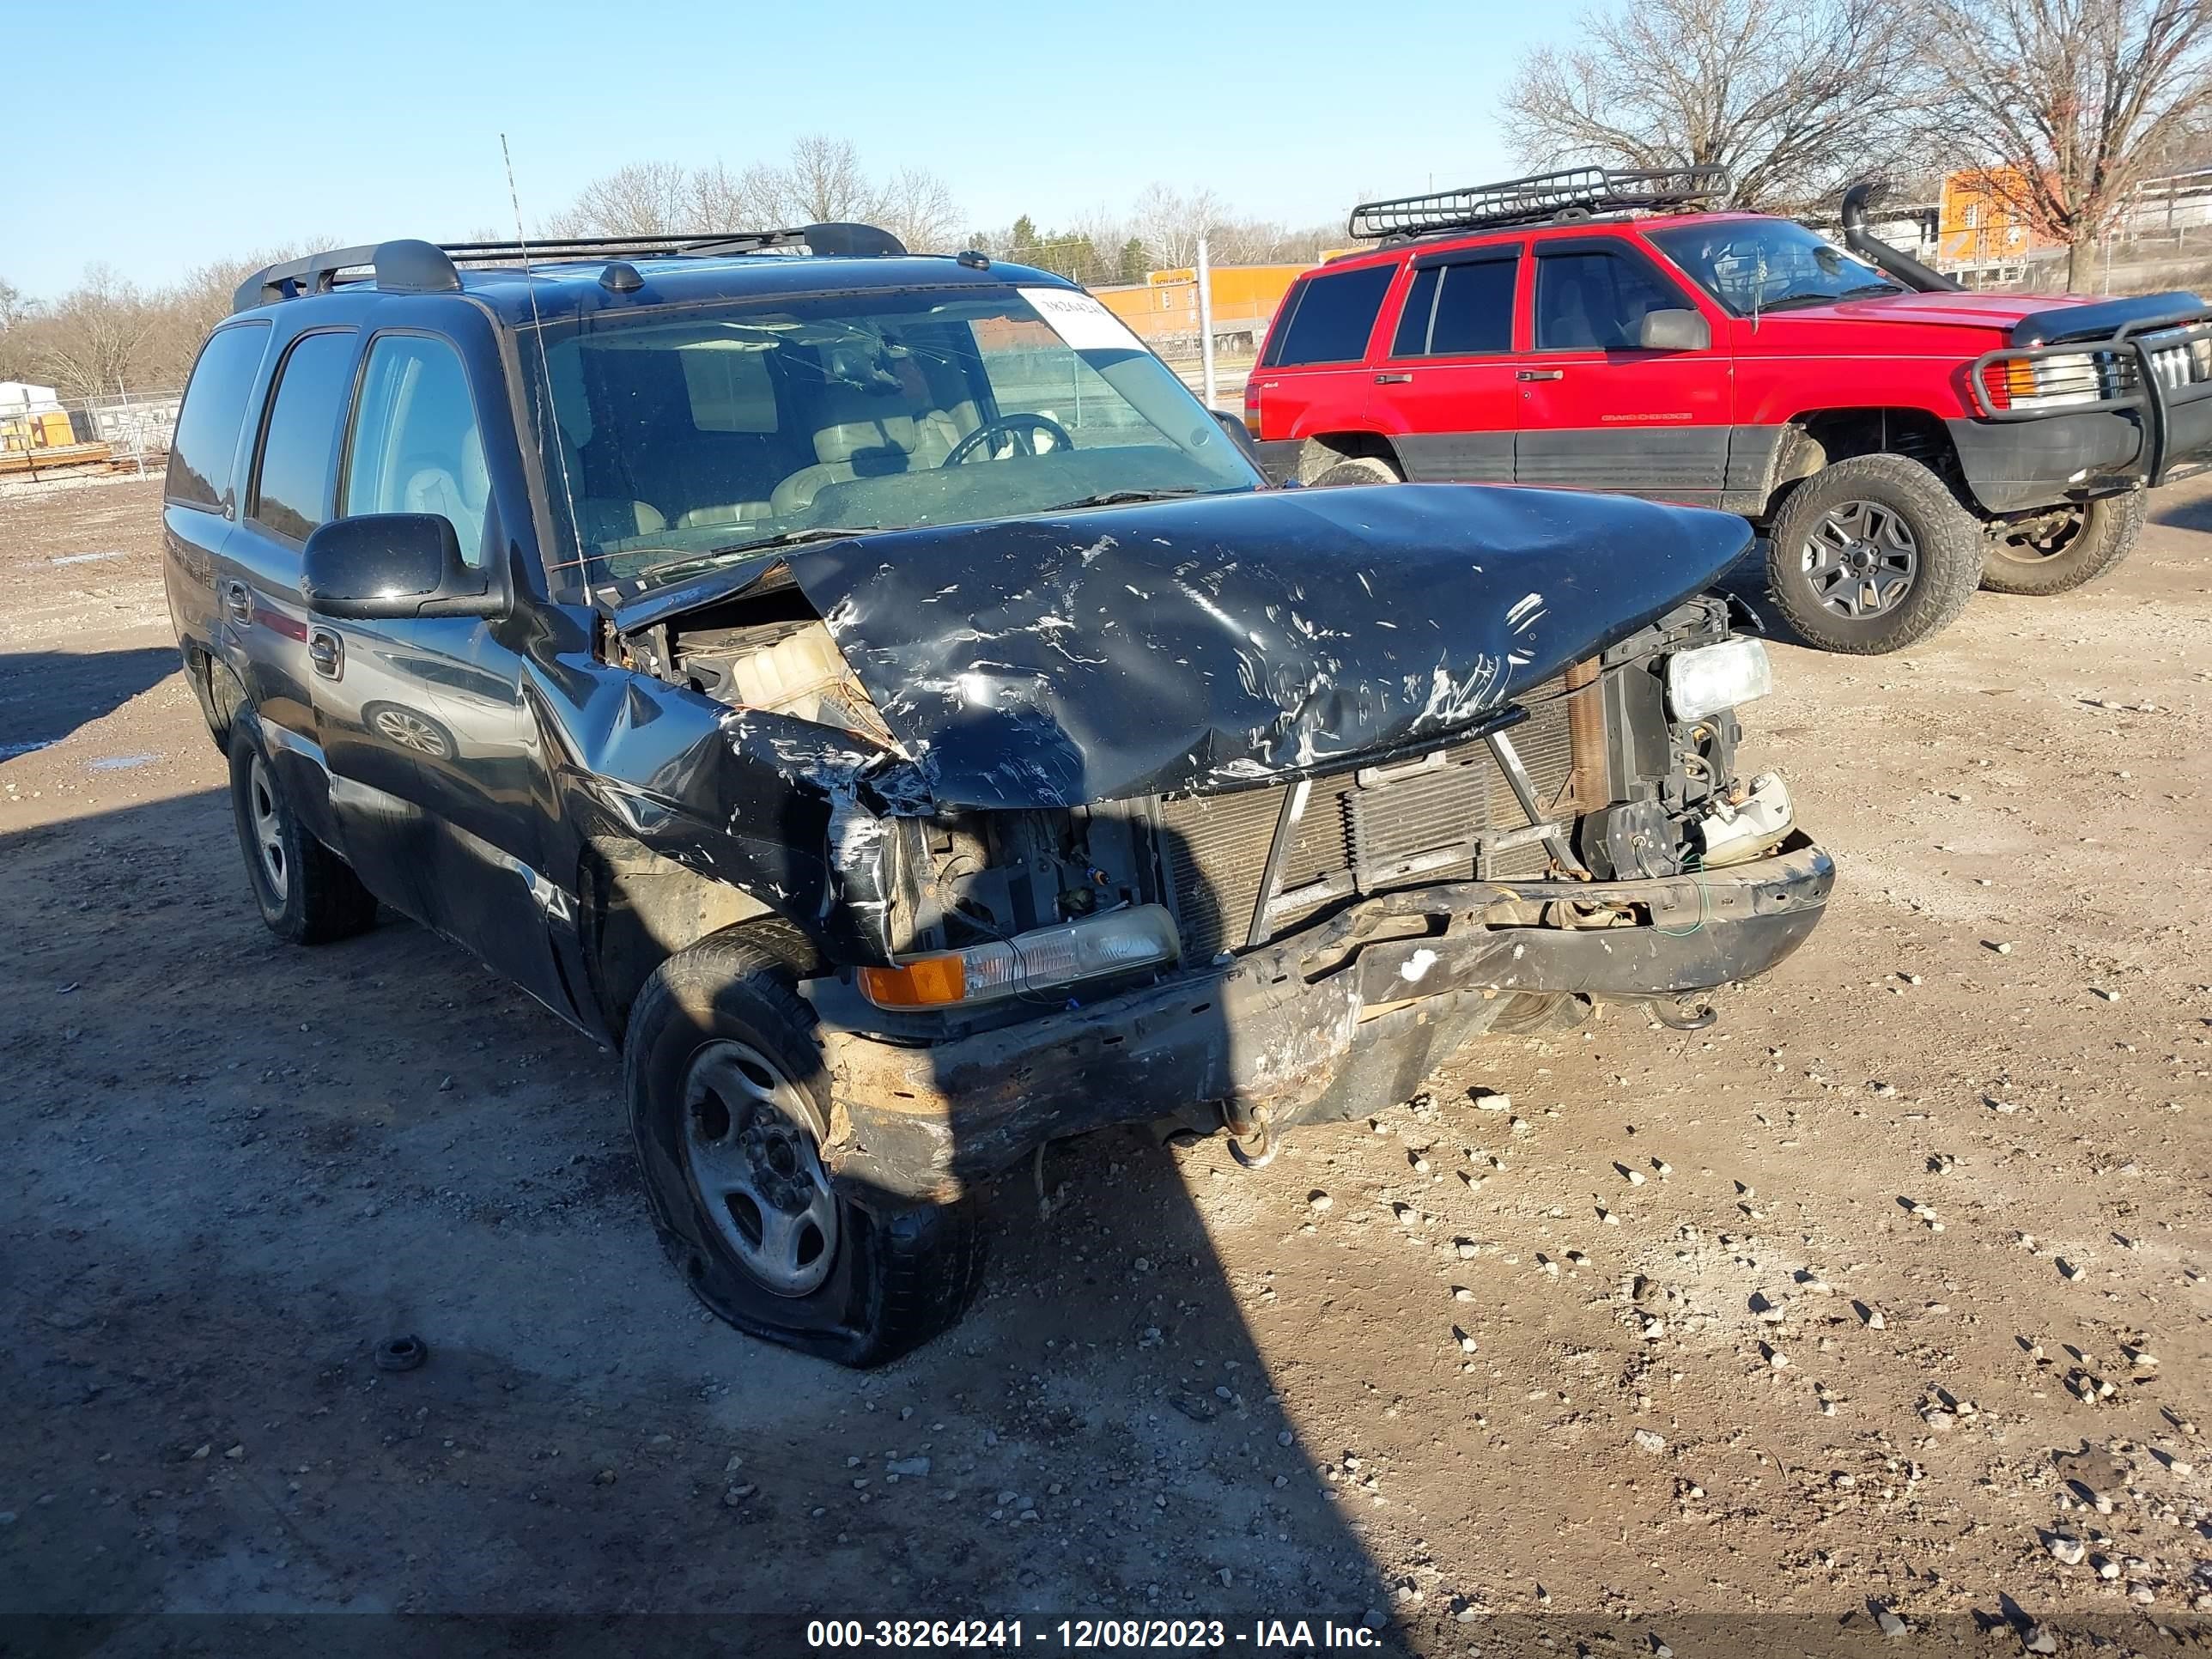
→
(162, 222, 1832, 1364)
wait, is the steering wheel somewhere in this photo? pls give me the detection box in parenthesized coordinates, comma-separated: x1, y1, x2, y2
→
(940, 412, 1074, 467)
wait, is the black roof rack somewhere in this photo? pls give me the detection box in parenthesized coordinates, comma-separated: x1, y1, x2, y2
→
(1346, 166, 1729, 241)
(230, 222, 909, 313)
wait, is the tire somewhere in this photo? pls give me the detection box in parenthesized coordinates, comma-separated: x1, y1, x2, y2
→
(1764, 453, 1983, 654)
(624, 929, 986, 1367)
(1979, 489, 2144, 596)
(1310, 455, 1402, 487)
(227, 716, 380, 945)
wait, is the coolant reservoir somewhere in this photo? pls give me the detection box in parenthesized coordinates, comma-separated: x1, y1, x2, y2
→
(724, 619, 850, 720)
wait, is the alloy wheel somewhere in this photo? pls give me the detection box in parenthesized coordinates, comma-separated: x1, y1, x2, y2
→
(1801, 500, 1919, 618)
(247, 754, 288, 901)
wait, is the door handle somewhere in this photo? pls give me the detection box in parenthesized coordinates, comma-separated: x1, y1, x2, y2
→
(1373, 372, 1413, 385)
(1516, 368, 1565, 381)
(224, 581, 252, 623)
(308, 628, 343, 682)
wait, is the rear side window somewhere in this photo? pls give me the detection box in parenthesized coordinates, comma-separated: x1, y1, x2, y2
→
(343, 335, 489, 567)
(165, 323, 270, 513)
(249, 331, 357, 544)
(1534, 250, 1687, 351)
(1393, 258, 1516, 356)
(1269, 265, 1395, 366)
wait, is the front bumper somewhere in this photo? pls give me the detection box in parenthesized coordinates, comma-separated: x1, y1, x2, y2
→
(1958, 319, 2212, 513)
(815, 837, 1832, 1201)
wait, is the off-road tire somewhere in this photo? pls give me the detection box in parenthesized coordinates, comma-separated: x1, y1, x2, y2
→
(226, 715, 380, 945)
(1310, 455, 1402, 487)
(624, 929, 986, 1367)
(1765, 454, 1983, 654)
(1979, 489, 2145, 596)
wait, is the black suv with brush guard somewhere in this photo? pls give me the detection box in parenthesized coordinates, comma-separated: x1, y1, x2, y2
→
(162, 222, 1832, 1364)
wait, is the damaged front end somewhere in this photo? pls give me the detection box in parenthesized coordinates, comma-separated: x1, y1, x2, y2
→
(607, 484, 1832, 1200)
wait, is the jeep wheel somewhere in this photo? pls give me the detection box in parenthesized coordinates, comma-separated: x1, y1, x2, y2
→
(1310, 455, 1402, 487)
(624, 929, 985, 1367)
(227, 716, 380, 945)
(1980, 489, 2144, 596)
(1765, 454, 1982, 654)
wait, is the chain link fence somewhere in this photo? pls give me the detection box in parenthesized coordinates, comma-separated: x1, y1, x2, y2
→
(0, 388, 179, 488)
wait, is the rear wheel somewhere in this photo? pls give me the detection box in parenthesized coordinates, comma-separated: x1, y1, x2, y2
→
(1764, 453, 1982, 653)
(1310, 455, 1402, 487)
(624, 929, 986, 1367)
(226, 717, 380, 945)
(1979, 489, 2144, 595)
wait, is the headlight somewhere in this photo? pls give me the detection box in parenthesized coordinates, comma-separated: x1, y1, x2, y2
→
(1980, 350, 2120, 411)
(1666, 637, 1772, 721)
(858, 904, 1180, 1009)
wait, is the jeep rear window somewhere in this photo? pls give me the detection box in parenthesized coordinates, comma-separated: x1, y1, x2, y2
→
(1394, 258, 1517, 356)
(166, 322, 270, 513)
(1267, 266, 1394, 366)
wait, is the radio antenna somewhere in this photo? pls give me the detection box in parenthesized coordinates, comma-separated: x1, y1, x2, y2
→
(501, 133, 585, 579)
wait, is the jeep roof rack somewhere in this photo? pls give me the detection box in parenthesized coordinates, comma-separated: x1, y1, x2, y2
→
(231, 222, 909, 313)
(1346, 166, 1730, 241)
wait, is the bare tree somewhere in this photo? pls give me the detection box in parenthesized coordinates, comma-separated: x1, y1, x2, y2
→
(548, 140, 960, 246)
(551, 161, 694, 235)
(1925, 0, 2212, 288)
(1504, 0, 1939, 209)
(876, 167, 963, 252)
(1129, 183, 1229, 270)
(32, 266, 162, 399)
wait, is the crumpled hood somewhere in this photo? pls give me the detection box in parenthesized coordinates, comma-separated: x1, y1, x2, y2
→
(765, 483, 1751, 811)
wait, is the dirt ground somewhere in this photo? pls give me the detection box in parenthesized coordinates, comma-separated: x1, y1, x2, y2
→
(1, 476, 2206, 1656)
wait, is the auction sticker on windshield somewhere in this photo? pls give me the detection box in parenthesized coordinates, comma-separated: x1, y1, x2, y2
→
(1018, 288, 1147, 353)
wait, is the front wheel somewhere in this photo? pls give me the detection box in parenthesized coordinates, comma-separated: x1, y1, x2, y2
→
(1763, 453, 1983, 654)
(624, 929, 986, 1367)
(1979, 489, 2144, 595)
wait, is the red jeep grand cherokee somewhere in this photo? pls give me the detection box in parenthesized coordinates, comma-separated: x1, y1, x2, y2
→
(1249, 167, 2212, 653)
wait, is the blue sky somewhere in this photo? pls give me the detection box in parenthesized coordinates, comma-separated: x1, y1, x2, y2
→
(2, 0, 1548, 297)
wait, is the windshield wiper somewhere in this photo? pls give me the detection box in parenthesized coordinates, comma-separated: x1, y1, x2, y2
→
(1759, 283, 1904, 313)
(644, 526, 882, 584)
(1049, 488, 1213, 510)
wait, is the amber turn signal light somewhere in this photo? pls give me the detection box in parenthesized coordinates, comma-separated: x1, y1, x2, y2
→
(856, 957, 969, 1008)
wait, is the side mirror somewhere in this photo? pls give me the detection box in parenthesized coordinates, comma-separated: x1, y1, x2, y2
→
(1208, 406, 1265, 467)
(1638, 308, 1711, 352)
(301, 514, 501, 621)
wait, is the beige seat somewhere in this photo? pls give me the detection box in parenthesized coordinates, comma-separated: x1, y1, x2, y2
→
(579, 497, 668, 542)
(400, 427, 491, 562)
(770, 415, 920, 516)
(676, 500, 775, 532)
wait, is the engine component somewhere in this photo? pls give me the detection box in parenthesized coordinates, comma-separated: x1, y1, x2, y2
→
(1691, 771, 1793, 868)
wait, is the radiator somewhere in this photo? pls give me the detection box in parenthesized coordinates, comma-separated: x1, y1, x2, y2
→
(1158, 682, 1579, 963)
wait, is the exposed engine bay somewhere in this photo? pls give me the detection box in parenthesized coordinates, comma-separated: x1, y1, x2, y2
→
(632, 574, 1795, 1003)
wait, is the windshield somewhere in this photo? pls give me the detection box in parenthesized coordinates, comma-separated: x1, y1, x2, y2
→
(526, 283, 1261, 586)
(1646, 221, 1902, 316)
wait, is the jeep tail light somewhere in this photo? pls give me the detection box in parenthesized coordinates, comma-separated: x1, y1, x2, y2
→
(1243, 379, 1262, 437)
(859, 905, 1180, 1009)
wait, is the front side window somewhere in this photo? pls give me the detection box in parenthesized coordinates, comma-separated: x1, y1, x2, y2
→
(249, 330, 357, 544)
(529, 284, 1260, 586)
(343, 335, 489, 567)
(1534, 250, 1691, 351)
(1269, 265, 1395, 367)
(1645, 220, 1901, 316)
(166, 322, 270, 513)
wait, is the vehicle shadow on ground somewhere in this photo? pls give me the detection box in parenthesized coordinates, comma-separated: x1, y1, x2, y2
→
(0, 784, 1413, 1650)
(2150, 490, 2212, 534)
(0, 647, 179, 755)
